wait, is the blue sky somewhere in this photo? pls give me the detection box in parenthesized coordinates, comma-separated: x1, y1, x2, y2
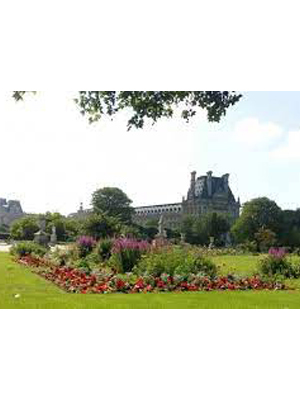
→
(1, 91, 300, 214)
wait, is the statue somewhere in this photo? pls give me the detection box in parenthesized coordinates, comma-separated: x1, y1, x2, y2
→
(225, 232, 232, 247)
(50, 226, 57, 245)
(158, 215, 164, 236)
(156, 215, 167, 239)
(180, 232, 186, 243)
(34, 217, 49, 246)
(208, 236, 215, 250)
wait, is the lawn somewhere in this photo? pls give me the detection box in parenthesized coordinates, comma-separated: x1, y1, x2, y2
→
(213, 254, 261, 276)
(2, 252, 300, 308)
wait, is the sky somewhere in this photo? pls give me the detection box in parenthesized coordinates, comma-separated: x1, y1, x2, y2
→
(1, 91, 300, 215)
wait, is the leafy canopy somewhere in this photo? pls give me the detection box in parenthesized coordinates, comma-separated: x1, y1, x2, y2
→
(92, 187, 133, 223)
(13, 91, 242, 130)
(82, 213, 121, 240)
(181, 212, 230, 246)
(10, 216, 39, 241)
(231, 197, 282, 243)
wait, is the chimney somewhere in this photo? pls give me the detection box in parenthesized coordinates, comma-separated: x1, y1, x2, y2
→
(222, 173, 230, 193)
(190, 171, 196, 198)
(207, 171, 213, 197)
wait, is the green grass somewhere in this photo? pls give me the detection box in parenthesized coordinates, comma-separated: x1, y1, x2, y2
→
(2, 252, 300, 308)
(213, 254, 261, 276)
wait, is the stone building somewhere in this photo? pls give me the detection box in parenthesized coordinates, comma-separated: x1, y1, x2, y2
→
(0, 198, 24, 227)
(68, 202, 91, 220)
(134, 171, 240, 229)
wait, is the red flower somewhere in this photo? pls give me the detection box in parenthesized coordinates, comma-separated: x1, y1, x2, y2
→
(116, 279, 126, 290)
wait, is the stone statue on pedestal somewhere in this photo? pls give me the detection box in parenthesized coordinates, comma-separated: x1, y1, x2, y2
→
(156, 215, 167, 239)
(34, 217, 49, 246)
(208, 236, 215, 250)
(50, 226, 57, 245)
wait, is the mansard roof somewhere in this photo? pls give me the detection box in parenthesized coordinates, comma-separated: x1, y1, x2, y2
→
(195, 176, 236, 203)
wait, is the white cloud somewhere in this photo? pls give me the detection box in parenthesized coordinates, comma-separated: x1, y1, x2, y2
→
(271, 130, 300, 159)
(232, 117, 283, 149)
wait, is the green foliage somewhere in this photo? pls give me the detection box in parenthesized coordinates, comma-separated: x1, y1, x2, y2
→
(259, 255, 300, 278)
(64, 218, 82, 241)
(278, 209, 300, 249)
(120, 224, 142, 238)
(75, 91, 242, 129)
(109, 248, 142, 274)
(181, 216, 199, 244)
(109, 239, 150, 273)
(0, 224, 9, 234)
(96, 239, 113, 261)
(10, 217, 39, 241)
(10, 213, 81, 243)
(82, 213, 121, 239)
(254, 228, 277, 252)
(74, 253, 101, 274)
(165, 228, 181, 240)
(231, 198, 282, 244)
(44, 212, 66, 241)
(181, 212, 230, 245)
(10, 241, 48, 258)
(92, 187, 133, 223)
(236, 241, 258, 254)
(134, 247, 218, 277)
(44, 213, 82, 242)
(13, 91, 242, 130)
(136, 222, 158, 240)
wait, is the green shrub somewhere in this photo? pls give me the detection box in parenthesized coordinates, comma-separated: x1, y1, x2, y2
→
(10, 241, 48, 258)
(97, 239, 113, 261)
(109, 248, 143, 273)
(74, 258, 93, 274)
(259, 250, 300, 278)
(109, 239, 150, 273)
(10, 217, 39, 241)
(134, 247, 217, 277)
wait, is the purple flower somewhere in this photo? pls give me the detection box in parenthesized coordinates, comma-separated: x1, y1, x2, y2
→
(77, 236, 96, 250)
(112, 238, 149, 254)
(268, 247, 287, 259)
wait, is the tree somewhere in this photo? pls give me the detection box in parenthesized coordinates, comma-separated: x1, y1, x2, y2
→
(44, 212, 67, 242)
(200, 212, 230, 245)
(278, 209, 300, 248)
(231, 198, 282, 244)
(10, 216, 39, 240)
(181, 215, 200, 244)
(0, 224, 9, 234)
(92, 187, 133, 223)
(254, 228, 277, 252)
(181, 212, 230, 246)
(13, 91, 242, 130)
(82, 213, 121, 240)
(64, 218, 82, 242)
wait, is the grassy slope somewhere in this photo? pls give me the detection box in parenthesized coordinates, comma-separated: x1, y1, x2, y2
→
(2, 253, 300, 309)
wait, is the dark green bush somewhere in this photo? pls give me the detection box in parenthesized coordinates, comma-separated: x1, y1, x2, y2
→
(97, 239, 113, 261)
(10, 241, 48, 258)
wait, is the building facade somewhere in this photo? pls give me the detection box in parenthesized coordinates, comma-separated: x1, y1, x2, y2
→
(134, 171, 240, 229)
(0, 198, 24, 227)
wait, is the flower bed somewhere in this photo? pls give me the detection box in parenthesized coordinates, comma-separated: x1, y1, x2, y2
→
(18, 255, 287, 294)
